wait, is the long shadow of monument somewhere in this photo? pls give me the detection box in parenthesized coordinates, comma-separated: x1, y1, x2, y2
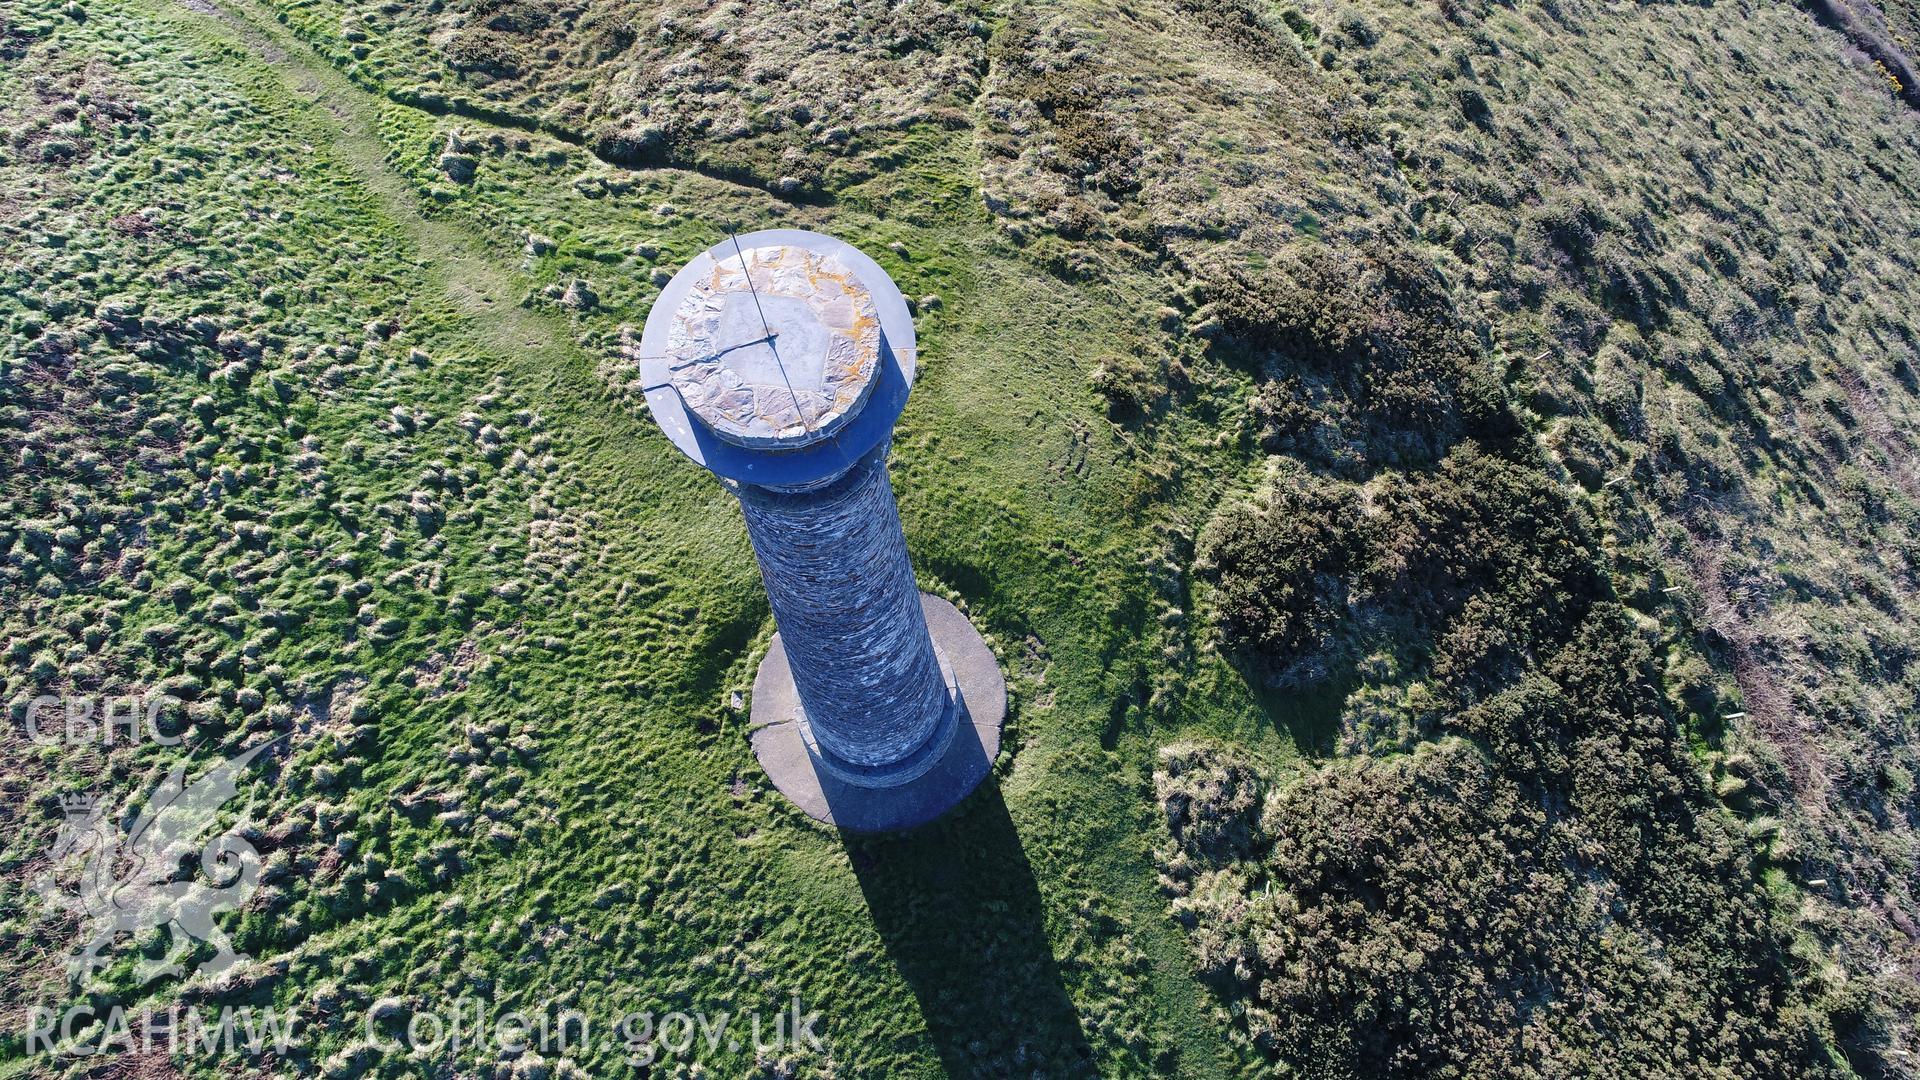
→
(841, 765, 1097, 1077)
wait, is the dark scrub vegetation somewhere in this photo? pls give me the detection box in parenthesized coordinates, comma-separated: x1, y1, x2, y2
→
(1157, 727, 1829, 1079)
(1197, 243, 1512, 471)
(1197, 474, 1361, 689)
(1199, 443, 1606, 699)
(1186, 373, 1829, 1074)
(1182, 250, 1836, 1073)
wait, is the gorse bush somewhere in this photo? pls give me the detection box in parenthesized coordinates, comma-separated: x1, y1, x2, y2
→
(1367, 446, 1609, 698)
(1159, 606, 1835, 1078)
(1197, 473, 1361, 688)
(1198, 443, 1606, 699)
(1184, 212, 1856, 1072)
(1197, 242, 1512, 471)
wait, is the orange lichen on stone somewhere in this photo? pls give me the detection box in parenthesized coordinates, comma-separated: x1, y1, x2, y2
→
(665, 245, 883, 448)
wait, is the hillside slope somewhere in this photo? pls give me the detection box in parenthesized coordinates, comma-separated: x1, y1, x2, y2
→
(3, 0, 1918, 1075)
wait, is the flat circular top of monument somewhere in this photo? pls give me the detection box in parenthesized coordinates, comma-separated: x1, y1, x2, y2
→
(665, 244, 882, 449)
(637, 228, 916, 487)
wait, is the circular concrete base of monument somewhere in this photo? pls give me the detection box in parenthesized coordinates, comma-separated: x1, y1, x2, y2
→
(748, 595, 1006, 833)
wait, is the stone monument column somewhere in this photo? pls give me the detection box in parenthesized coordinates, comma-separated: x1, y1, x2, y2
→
(637, 229, 1005, 831)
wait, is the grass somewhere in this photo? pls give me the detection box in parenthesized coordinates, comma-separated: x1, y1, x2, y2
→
(0, 0, 1291, 1074)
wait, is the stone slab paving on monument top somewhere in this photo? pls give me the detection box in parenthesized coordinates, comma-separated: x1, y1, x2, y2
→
(637, 229, 917, 490)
